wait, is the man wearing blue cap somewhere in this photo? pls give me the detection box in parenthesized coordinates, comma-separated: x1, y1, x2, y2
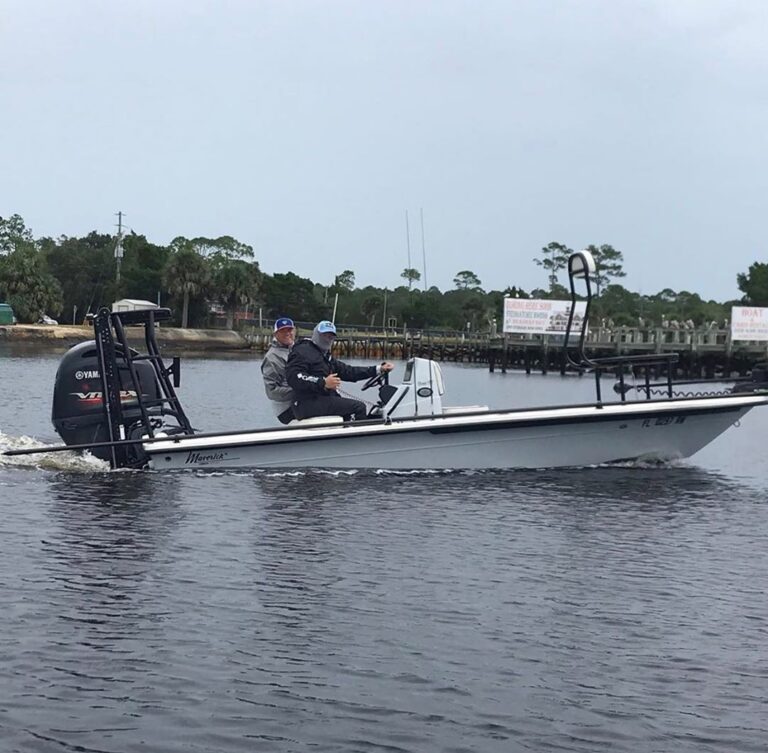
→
(261, 317, 297, 424)
(286, 320, 394, 421)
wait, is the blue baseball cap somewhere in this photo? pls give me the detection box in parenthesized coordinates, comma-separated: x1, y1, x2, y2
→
(316, 320, 337, 335)
(274, 317, 294, 332)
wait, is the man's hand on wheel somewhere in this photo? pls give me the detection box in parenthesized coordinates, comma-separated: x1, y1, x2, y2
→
(380, 362, 395, 373)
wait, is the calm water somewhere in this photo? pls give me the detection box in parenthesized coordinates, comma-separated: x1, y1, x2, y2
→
(1, 347, 767, 752)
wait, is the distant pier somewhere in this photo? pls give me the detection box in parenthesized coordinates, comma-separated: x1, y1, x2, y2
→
(487, 326, 767, 379)
(245, 325, 768, 378)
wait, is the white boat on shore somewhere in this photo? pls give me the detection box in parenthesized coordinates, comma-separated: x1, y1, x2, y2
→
(6, 251, 767, 471)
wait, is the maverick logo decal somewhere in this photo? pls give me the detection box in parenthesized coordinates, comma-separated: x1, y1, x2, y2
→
(185, 450, 228, 465)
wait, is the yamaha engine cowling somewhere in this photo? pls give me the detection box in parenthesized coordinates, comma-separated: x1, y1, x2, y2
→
(52, 341, 162, 462)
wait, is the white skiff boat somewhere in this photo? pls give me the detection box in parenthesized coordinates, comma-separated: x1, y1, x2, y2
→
(6, 250, 766, 471)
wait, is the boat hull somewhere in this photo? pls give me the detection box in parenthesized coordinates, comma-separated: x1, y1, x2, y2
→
(145, 394, 766, 471)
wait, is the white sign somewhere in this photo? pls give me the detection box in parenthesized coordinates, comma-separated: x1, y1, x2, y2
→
(503, 298, 587, 335)
(731, 306, 768, 341)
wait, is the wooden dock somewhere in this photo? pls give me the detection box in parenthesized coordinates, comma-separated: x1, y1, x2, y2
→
(489, 326, 768, 379)
(243, 328, 488, 362)
(243, 325, 768, 377)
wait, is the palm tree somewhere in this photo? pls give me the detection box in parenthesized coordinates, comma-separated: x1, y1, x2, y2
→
(584, 244, 626, 296)
(453, 270, 482, 290)
(401, 268, 421, 290)
(533, 242, 572, 292)
(212, 259, 262, 330)
(162, 247, 210, 328)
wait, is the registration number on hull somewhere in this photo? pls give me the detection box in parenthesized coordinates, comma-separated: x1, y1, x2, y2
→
(641, 416, 686, 427)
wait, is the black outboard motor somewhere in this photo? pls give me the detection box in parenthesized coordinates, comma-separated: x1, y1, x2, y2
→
(52, 341, 162, 462)
(51, 307, 194, 468)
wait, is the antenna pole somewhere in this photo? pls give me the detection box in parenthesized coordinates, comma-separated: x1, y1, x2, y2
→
(405, 210, 412, 289)
(420, 207, 428, 291)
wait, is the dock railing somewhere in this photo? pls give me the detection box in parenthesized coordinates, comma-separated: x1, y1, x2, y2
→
(240, 322, 768, 362)
(505, 325, 752, 355)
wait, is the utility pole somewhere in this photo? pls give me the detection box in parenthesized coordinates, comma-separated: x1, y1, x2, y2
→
(114, 211, 125, 284)
(382, 288, 388, 329)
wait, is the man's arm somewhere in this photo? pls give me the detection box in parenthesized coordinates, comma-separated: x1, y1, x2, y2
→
(260, 356, 294, 403)
(331, 358, 378, 383)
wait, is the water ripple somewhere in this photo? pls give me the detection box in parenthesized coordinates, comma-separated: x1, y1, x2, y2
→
(3, 359, 768, 751)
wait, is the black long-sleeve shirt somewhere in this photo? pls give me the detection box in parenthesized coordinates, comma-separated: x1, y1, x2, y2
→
(286, 339, 376, 399)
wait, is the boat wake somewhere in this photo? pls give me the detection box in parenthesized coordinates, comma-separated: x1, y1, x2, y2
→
(187, 467, 460, 479)
(189, 467, 567, 479)
(597, 457, 686, 470)
(185, 461, 686, 479)
(0, 431, 109, 473)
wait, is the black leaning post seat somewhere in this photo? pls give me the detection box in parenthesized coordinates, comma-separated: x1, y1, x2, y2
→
(91, 307, 194, 468)
(562, 250, 678, 403)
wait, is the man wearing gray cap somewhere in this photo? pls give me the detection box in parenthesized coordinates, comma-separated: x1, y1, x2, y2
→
(261, 317, 297, 424)
(286, 320, 393, 421)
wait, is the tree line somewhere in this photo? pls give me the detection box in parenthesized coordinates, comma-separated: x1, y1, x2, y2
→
(0, 214, 764, 330)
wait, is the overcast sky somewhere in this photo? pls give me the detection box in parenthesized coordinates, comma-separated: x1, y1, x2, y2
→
(2, 0, 767, 300)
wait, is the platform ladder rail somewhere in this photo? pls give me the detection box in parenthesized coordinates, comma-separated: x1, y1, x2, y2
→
(92, 308, 127, 468)
(92, 307, 195, 468)
(562, 250, 677, 403)
(142, 311, 190, 430)
(110, 308, 194, 434)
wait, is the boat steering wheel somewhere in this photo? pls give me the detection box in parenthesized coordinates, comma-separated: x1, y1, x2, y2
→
(361, 371, 389, 391)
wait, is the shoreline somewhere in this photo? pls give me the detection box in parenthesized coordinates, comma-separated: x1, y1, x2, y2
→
(0, 324, 250, 352)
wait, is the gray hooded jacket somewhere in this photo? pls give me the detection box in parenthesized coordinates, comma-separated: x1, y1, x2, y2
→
(261, 339, 295, 416)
